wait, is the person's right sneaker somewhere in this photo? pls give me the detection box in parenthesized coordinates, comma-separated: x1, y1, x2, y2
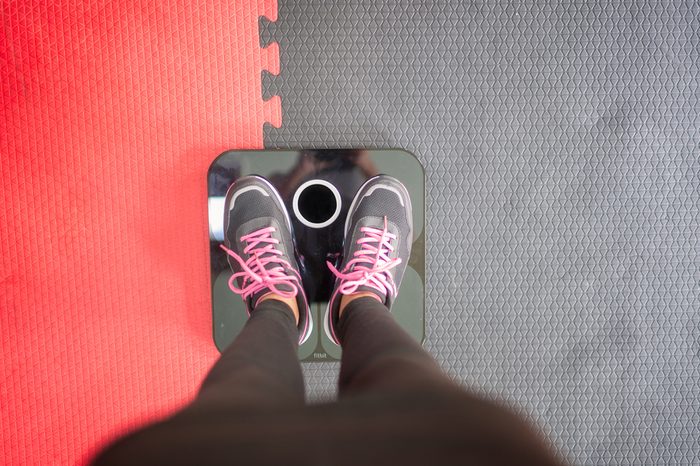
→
(324, 175, 413, 345)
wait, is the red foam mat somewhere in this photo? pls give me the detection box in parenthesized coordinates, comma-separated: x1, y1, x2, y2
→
(0, 0, 281, 463)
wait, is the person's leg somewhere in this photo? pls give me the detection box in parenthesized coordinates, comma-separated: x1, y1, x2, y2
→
(337, 295, 455, 396)
(192, 174, 312, 408)
(320, 175, 447, 396)
(196, 297, 304, 408)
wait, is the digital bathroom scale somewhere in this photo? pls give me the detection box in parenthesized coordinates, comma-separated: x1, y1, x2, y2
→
(208, 149, 425, 361)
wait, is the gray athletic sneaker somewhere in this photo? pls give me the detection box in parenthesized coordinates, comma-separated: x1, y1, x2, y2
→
(221, 175, 312, 345)
(324, 175, 413, 345)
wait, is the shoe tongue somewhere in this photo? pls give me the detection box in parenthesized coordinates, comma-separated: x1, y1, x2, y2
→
(251, 282, 295, 308)
(352, 284, 387, 305)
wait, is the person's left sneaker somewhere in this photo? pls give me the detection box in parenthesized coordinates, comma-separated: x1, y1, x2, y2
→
(220, 175, 312, 345)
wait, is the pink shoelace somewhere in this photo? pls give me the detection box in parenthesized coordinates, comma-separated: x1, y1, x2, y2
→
(220, 226, 300, 301)
(327, 217, 401, 299)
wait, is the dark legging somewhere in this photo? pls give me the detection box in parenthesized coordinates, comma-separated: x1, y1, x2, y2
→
(93, 298, 563, 465)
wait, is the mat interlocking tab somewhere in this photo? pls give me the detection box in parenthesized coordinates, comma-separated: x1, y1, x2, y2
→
(259, 0, 282, 128)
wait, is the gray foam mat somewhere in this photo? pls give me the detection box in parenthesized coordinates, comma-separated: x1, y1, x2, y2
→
(262, 1, 700, 464)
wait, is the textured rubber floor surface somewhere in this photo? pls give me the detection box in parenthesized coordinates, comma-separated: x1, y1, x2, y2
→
(263, 1, 700, 464)
(1, 0, 280, 463)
